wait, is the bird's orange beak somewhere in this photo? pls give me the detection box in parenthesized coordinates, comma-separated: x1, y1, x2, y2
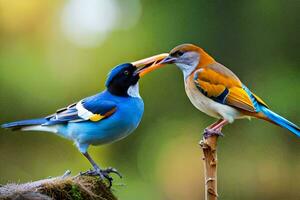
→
(132, 53, 169, 77)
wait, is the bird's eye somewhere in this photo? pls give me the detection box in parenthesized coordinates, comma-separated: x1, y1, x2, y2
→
(171, 50, 184, 57)
(177, 51, 184, 56)
(124, 70, 129, 75)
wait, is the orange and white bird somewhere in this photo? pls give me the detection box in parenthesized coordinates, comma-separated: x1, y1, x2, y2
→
(145, 44, 300, 137)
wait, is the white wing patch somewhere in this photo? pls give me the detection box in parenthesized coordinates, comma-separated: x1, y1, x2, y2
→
(21, 125, 59, 133)
(76, 100, 94, 120)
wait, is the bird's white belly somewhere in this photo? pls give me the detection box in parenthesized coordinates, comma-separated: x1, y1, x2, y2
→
(184, 78, 242, 123)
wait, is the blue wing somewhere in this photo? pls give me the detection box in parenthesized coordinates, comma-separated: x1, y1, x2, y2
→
(44, 94, 117, 125)
(2, 93, 117, 129)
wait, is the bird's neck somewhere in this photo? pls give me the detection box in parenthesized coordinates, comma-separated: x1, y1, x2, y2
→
(180, 49, 215, 79)
(108, 84, 128, 97)
(108, 83, 141, 98)
(177, 50, 215, 80)
(127, 83, 141, 98)
(197, 48, 215, 67)
(177, 63, 198, 80)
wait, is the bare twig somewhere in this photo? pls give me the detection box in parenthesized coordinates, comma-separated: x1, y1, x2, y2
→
(199, 135, 219, 200)
(0, 171, 117, 200)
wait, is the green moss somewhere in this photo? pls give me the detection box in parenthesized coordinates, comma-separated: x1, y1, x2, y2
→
(70, 184, 82, 200)
(0, 174, 117, 200)
(37, 176, 117, 200)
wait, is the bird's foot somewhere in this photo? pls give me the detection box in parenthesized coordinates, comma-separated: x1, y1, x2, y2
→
(101, 167, 122, 188)
(80, 167, 122, 188)
(102, 167, 123, 179)
(204, 128, 224, 138)
(80, 168, 103, 178)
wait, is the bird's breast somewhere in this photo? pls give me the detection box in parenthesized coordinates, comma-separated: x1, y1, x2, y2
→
(117, 97, 144, 128)
(185, 78, 220, 118)
(184, 76, 241, 122)
(68, 97, 144, 145)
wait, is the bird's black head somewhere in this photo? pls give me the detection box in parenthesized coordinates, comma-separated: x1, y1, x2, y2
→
(105, 63, 139, 97)
(105, 54, 169, 97)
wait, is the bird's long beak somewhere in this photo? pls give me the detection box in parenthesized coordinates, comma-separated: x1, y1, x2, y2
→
(132, 53, 169, 77)
(159, 55, 177, 64)
(133, 55, 177, 77)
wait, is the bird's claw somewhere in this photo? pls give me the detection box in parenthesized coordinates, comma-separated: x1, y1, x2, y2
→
(100, 167, 122, 188)
(80, 167, 122, 188)
(103, 167, 123, 179)
(204, 128, 224, 138)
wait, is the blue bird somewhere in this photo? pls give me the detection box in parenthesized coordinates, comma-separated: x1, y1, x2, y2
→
(1, 54, 168, 186)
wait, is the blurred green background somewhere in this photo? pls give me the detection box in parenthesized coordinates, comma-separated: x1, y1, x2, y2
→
(0, 0, 299, 199)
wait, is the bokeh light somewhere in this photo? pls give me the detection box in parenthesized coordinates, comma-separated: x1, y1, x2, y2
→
(60, 0, 141, 47)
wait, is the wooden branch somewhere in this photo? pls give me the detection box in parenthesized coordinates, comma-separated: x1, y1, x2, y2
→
(199, 135, 219, 200)
(0, 171, 117, 200)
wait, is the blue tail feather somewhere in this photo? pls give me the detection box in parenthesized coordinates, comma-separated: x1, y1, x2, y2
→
(1, 118, 47, 130)
(260, 106, 300, 137)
